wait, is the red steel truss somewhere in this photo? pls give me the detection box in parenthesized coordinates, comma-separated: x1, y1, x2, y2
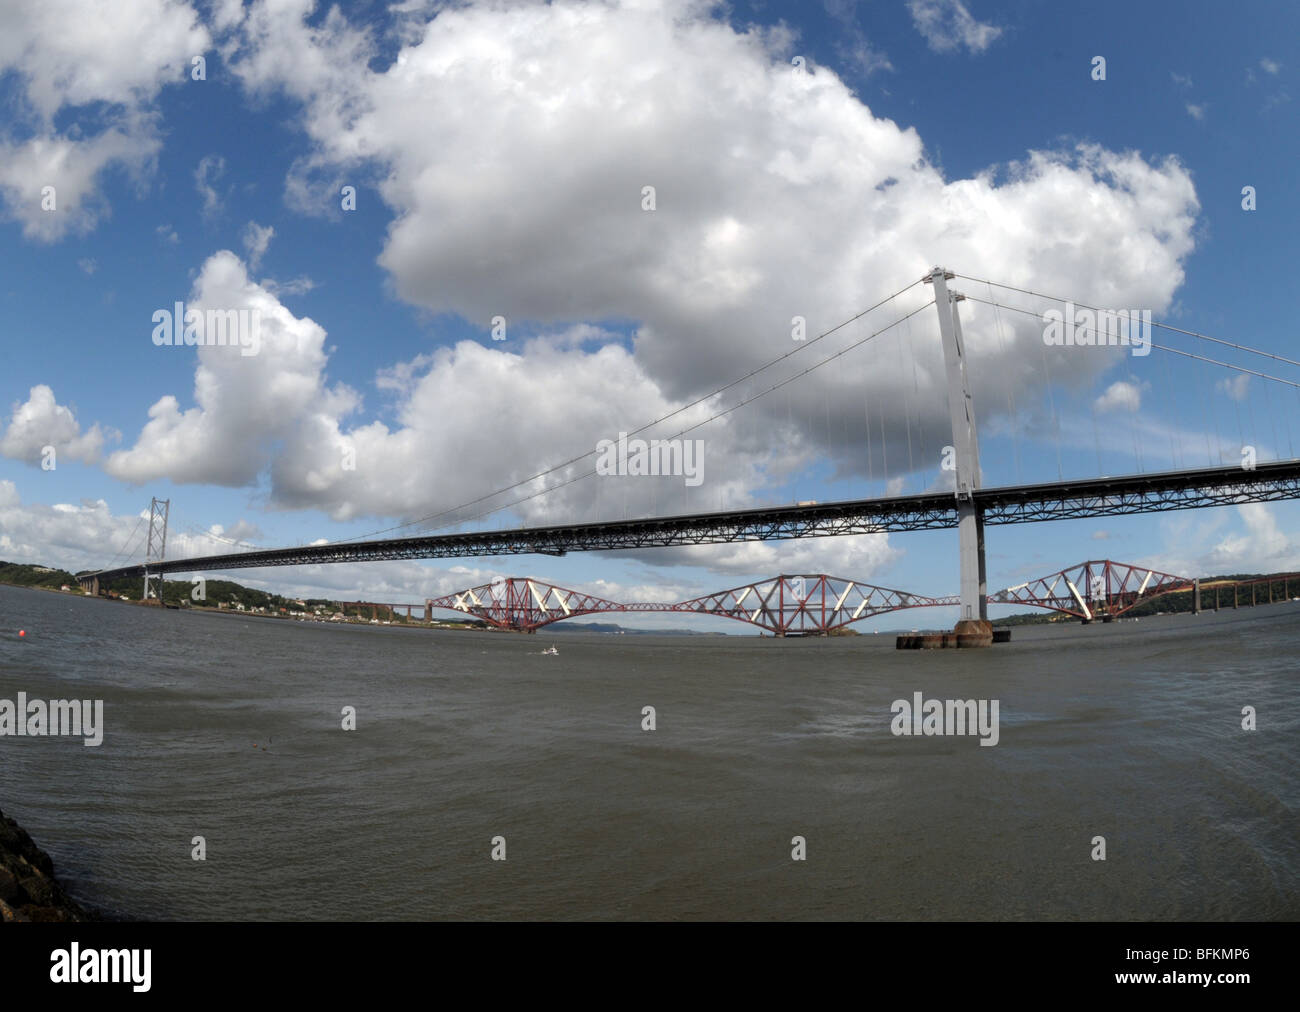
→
(671, 575, 957, 635)
(422, 561, 1220, 632)
(426, 574, 957, 633)
(427, 577, 629, 631)
(986, 559, 1193, 620)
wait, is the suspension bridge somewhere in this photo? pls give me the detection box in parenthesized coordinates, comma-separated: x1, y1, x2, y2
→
(81, 267, 1300, 645)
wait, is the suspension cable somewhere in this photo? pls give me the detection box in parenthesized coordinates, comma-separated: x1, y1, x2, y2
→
(322, 276, 928, 544)
(398, 300, 937, 531)
(954, 273, 1300, 369)
(106, 514, 147, 568)
(960, 293, 1300, 390)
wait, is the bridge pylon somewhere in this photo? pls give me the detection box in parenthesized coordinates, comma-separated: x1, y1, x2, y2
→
(926, 266, 991, 645)
(142, 497, 170, 606)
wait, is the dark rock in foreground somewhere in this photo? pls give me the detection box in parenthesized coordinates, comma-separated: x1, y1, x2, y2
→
(0, 806, 92, 922)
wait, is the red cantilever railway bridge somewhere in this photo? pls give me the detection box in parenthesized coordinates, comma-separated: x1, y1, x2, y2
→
(379, 560, 1293, 634)
(426, 573, 956, 634)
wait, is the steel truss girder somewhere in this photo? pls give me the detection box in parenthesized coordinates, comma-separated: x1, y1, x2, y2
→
(425, 573, 958, 633)
(89, 460, 1300, 582)
(427, 577, 626, 631)
(980, 481, 1300, 525)
(674, 574, 957, 634)
(988, 559, 1192, 619)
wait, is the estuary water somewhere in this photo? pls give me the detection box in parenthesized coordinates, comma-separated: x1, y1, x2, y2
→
(0, 582, 1296, 920)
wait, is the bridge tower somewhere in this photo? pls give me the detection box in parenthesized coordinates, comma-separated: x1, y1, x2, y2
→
(142, 497, 170, 605)
(925, 267, 991, 645)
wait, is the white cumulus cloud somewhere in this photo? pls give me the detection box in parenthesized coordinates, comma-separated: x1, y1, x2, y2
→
(0, 0, 209, 240)
(1, 385, 108, 465)
(105, 251, 360, 486)
(97, 0, 1201, 579)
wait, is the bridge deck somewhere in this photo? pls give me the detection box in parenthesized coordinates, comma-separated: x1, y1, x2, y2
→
(86, 459, 1300, 581)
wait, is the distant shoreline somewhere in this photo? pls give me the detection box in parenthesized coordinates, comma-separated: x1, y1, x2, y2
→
(0, 581, 725, 635)
(0, 580, 483, 631)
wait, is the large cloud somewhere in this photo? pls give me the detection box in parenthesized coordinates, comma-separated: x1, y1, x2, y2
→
(103, 247, 901, 579)
(1, 385, 108, 465)
(106, 250, 779, 529)
(104, 250, 359, 486)
(0, 0, 208, 239)
(207, 0, 1198, 508)
(89, 0, 1202, 588)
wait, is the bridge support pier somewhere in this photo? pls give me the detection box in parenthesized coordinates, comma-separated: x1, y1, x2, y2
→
(952, 502, 991, 644)
(929, 267, 992, 647)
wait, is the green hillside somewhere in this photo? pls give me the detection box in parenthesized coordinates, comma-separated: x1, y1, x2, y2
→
(0, 561, 77, 588)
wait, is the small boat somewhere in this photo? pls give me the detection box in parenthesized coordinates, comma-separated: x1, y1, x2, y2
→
(541, 645, 558, 655)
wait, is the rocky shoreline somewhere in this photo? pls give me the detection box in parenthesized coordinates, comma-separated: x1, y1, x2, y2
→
(0, 806, 93, 922)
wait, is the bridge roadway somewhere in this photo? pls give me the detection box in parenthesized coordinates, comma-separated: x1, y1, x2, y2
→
(88, 459, 1300, 583)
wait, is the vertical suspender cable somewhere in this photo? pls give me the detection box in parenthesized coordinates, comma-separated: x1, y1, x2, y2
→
(1036, 294, 1064, 481)
(987, 281, 1021, 484)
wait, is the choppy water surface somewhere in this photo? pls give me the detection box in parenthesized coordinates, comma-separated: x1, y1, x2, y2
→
(1, 583, 1296, 920)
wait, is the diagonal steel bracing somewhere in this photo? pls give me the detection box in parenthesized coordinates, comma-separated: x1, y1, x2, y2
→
(988, 559, 1193, 620)
(426, 573, 957, 633)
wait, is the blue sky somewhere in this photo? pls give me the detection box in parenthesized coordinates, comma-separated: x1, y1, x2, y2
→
(0, 0, 1297, 631)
